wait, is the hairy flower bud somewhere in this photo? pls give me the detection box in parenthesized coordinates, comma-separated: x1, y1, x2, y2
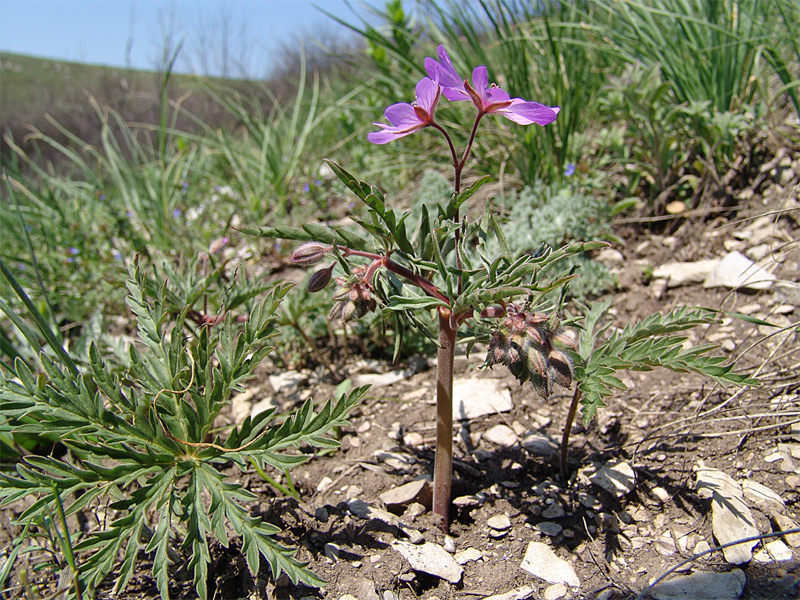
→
(329, 276, 376, 322)
(291, 242, 331, 265)
(306, 263, 335, 293)
(483, 305, 575, 400)
(480, 304, 507, 319)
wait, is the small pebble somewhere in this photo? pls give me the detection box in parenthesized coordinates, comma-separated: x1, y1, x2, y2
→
(444, 536, 456, 554)
(543, 583, 567, 600)
(537, 522, 563, 537)
(487, 514, 512, 531)
(317, 476, 333, 493)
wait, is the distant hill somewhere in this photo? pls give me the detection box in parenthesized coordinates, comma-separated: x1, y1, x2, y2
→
(0, 52, 268, 164)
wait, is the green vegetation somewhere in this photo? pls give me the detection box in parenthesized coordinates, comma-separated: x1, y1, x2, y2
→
(0, 0, 796, 596)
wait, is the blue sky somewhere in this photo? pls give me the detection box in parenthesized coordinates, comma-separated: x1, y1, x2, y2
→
(0, 0, 374, 76)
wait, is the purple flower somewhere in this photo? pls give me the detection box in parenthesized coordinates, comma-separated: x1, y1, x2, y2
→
(368, 77, 441, 144)
(425, 45, 559, 126)
(113, 250, 123, 261)
(69, 247, 79, 255)
(173, 208, 182, 218)
(564, 163, 576, 177)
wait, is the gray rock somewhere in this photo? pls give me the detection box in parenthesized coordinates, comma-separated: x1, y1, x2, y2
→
(324, 542, 340, 562)
(520, 541, 580, 587)
(772, 513, 800, 548)
(347, 498, 422, 542)
(452, 377, 513, 420)
(443, 536, 456, 554)
(487, 514, 512, 531)
(650, 568, 746, 600)
(393, 541, 463, 584)
(653, 259, 719, 288)
(542, 503, 565, 519)
(536, 521, 563, 537)
(482, 586, 535, 600)
(696, 463, 759, 564)
(483, 424, 519, 447)
(704, 251, 776, 290)
(379, 479, 432, 512)
(754, 540, 793, 563)
(774, 280, 800, 305)
(655, 531, 677, 557)
(742, 479, 785, 513)
(521, 432, 559, 456)
(590, 460, 636, 497)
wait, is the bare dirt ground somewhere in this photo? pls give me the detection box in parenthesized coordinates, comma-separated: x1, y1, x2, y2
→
(2, 141, 799, 600)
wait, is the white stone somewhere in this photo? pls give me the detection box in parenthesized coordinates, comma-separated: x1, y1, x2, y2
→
(774, 280, 800, 305)
(653, 259, 719, 288)
(268, 370, 308, 393)
(704, 251, 776, 290)
(484, 424, 519, 447)
(317, 476, 333, 493)
(543, 583, 568, 600)
(487, 514, 512, 531)
(393, 541, 463, 584)
(482, 586, 535, 600)
(453, 378, 513, 420)
(754, 540, 793, 563)
(351, 368, 416, 388)
(650, 568, 746, 600)
(772, 513, 800, 548)
(742, 479, 785, 513)
(596, 248, 625, 264)
(695, 463, 759, 564)
(454, 547, 483, 565)
(520, 542, 580, 587)
(249, 396, 279, 419)
(379, 479, 432, 511)
(590, 460, 636, 497)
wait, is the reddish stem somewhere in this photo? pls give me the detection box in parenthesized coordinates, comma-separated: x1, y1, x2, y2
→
(432, 307, 457, 531)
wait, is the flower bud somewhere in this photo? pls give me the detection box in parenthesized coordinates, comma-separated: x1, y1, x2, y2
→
(306, 263, 335, 293)
(329, 279, 376, 322)
(480, 304, 506, 319)
(483, 307, 576, 400)
(291, 242, 331, 265)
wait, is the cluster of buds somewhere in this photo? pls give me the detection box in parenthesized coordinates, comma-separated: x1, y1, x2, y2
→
(330, 266, 376, 322)
(483, 304, 577, 400)
(291, 242, 378, 321)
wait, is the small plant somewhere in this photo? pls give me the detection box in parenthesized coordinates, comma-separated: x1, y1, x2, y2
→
(246, 44, 755, 531)
(0, 258, 365, 597)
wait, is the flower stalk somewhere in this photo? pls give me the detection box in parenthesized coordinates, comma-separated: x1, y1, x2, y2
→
(284, 44, 560, 531)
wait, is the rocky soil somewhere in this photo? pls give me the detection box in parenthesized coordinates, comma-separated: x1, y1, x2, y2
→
(2, 147, 799, 600)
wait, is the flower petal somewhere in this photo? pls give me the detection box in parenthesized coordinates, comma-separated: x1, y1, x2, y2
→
(426, 45, 469, 101)
(496, 99, 560, 125)
(383, 102, 421, 127)
(414, 77, 440, 115)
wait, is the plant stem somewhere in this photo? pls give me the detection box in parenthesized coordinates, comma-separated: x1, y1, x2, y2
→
(560, 385, 583, 479)
(432, 307, 458, 531)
